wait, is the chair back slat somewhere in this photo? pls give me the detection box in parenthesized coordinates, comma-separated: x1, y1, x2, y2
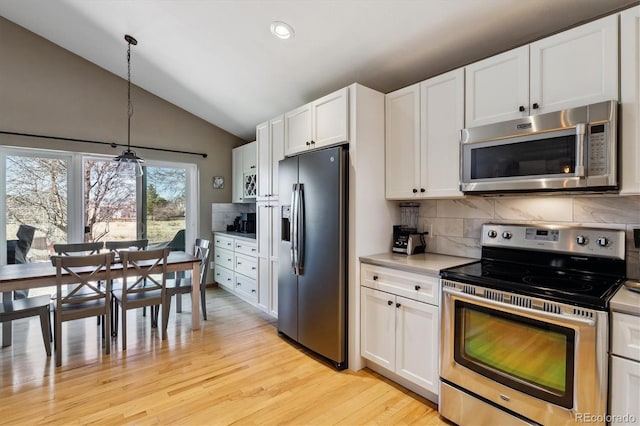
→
(53, 242, 103, 256)
(120, 248, 169, 295)
(105, 239, 148, 252)
(51, 252, 115, 307)
(194, 239, 211, 285)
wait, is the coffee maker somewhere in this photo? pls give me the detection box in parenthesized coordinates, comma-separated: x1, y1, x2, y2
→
(392, 203, 427, 255)
(240, 212, 256, 233)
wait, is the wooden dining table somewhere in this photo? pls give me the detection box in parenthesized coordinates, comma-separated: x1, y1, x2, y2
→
(0, 251, 201, 347)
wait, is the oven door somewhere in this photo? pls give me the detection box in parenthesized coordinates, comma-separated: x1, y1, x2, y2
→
(440, 285, 608, 426)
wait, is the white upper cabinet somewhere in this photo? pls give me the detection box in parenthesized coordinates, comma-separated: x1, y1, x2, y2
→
(385, 84, 421, 199)
(465, 46, 530, 127)
(313, 87, 349, 148)
(284, 87, 349, 156)
(257, 115, 284, 200)
(284, 103, 312, 156)
(420, 69, 464, 198)
(465, 14, 618, 128)
(620, 6, 640, 195)
(529, 14, 618, 115)
(232, 146, 244, 203)
(232, 141, 257, 203)
(386, 69, 464, 199)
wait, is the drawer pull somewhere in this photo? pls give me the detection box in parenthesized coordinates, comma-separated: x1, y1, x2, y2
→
(415, 285, 421, 291)
(373, 275, 379, 281)
(227, 278, 231, 281)
(237, 244, 241, 248)
(228, 258, 232, 262)
(396, 303, 401, 308)
(251, 289, 256, 293)
(252, 267, 256, 270)
(238, 261, 242, 265)
(387, 300, 393, 306)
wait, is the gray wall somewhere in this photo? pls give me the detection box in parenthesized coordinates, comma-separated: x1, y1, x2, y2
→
(0, 17, 247, 249)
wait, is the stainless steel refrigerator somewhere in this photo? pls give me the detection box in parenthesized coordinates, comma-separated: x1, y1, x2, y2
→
(278, 145, 347, 369)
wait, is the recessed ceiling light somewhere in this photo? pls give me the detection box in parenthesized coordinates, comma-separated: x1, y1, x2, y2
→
(270, 21, 294, 40)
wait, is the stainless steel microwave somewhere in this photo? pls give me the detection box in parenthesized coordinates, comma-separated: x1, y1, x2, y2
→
(460, 100, 618, 194)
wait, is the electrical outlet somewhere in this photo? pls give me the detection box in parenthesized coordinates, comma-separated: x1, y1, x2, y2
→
(634, 228, 640, 249)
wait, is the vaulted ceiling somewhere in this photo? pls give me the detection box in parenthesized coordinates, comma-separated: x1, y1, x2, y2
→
(1, 0, 636, 141)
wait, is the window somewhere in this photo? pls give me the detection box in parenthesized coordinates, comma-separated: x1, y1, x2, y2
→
(1, 147, 198, 264)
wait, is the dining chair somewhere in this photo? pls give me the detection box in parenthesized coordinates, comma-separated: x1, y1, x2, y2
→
(0, 294, 52, 357)
(104, 239, 148, 252)
(51, 252, 115, 367)
(111, 248, 169, 350)
(53, 242, 104, 256)
(162, 239, 211, 332)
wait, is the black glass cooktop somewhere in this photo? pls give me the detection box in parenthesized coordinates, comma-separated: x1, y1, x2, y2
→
(441, 258, 625, 310)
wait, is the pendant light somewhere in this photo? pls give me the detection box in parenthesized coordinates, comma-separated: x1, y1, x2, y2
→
(113, 34, 144, 177)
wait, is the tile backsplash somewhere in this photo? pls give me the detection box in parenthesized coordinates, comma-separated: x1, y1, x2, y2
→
(414, 195, 640, 279)
(211, 203, 256, 232)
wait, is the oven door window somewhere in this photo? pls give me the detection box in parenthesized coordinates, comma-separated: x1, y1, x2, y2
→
(454, 300, 575, 408)
(470, 135, 576, 180)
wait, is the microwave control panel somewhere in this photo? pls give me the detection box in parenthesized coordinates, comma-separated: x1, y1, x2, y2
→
(587, 123, 608, 176)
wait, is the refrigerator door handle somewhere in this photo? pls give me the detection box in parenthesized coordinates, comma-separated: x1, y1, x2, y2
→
(290, 184, 299, 273)
(297, 184, 305, 273)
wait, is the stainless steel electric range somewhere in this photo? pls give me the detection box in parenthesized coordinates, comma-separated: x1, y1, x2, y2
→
(439, 223, 626, 426)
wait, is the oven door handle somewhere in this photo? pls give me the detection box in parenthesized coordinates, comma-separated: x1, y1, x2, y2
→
(442, 286, 596, 327)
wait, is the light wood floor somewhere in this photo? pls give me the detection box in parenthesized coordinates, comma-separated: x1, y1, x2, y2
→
(1, 287, 450, 425)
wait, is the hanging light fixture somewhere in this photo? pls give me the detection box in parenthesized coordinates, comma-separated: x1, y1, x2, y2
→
(113, 34, 144, 177)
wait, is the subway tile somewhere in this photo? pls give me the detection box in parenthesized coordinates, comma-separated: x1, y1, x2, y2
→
(433, 218, 463, 237)
(574, 196, 640, 223)
(436, 199, 494, 219)
(494, 197, 573, 222)
(435, 236, 481, 259)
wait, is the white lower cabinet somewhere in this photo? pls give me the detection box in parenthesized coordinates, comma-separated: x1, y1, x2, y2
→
(360, 263, 440, 396)
(610, 311, 640, 425)
(213, 232, 258, 305)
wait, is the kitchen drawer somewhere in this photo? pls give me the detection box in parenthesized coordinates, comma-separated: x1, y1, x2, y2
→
(214, 266, 234, 291)
(214, 234, 234, 250)
(361, 263, 439, 306)
(214, 247, 234, 270)
(235, 253, 258, 279)
(612, 312, 640, 361)
(235, 240, 257, 257)
(234, 273, 258, 303)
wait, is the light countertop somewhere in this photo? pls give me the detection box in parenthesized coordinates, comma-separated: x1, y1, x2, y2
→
(213, 231, 256, 241)
(610, 282, 640, 316)
(360, 252, 478, 276)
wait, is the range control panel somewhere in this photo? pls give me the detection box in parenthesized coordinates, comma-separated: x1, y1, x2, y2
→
(482, 223, 625, 260)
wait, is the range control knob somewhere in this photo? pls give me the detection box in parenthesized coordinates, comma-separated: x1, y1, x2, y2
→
(502, 231, 513, 240)
(596, 237, 609, 247)
(487, 230, 498, 238)
(576, 235, 588, 245)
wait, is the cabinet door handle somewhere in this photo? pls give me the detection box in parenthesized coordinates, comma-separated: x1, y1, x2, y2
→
(415, 285, 421, 291)
(532, 102, 539, 110)
(396, 303, 401, 308)
(227, 258, 232, 262)
(310, 140, 315, 145)
(387, 300, 393, 306)
(237, 261, 242, 265)
(251, 289, 256, 293)
(420, 188, 425, 193)
(306, 141, 311, 146)
(518, 105, 525, 112)
(412, 188, 418, 193)
(373, 275, 379, 281)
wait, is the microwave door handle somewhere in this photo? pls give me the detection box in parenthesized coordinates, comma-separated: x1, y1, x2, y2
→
(575, 123, 586, 177)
